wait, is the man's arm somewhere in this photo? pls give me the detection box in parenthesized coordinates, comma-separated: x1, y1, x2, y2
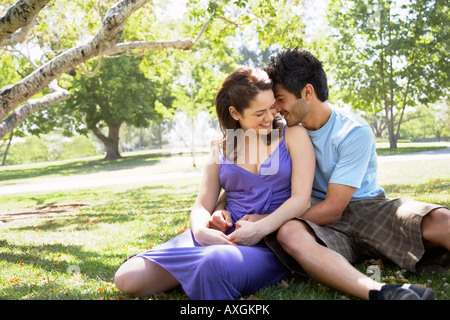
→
(300, 183, 355, 225)
(303, 125, 375, 225)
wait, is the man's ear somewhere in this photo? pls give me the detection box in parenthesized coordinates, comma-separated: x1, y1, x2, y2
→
(229, 106, 240, 121)
(302, 84, 315, 101)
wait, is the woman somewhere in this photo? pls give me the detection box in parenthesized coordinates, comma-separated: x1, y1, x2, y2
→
(114, 67, 315, 300)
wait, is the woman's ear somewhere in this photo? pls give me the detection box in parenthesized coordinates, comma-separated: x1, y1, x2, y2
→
(229, 106, 240, 121)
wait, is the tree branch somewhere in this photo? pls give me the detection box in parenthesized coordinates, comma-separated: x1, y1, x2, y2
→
(0, 0, 150, 122)
(79, 57, 104, 78)
(102, 38, 194, 56)
(0, 79, 70, 139)
(194, 18, 211, 43)
(0, 0, 50, 43)
(0, 16, 35, 46)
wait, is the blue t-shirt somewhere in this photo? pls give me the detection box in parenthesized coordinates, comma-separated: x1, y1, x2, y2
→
(306, 107, 385, 201)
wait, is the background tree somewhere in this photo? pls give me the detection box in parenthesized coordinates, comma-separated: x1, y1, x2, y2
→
(327, 0, 449, 148)
(62, 56, 158, 160)
(170, 48, 233, 167)
(399, 101, 450, 142)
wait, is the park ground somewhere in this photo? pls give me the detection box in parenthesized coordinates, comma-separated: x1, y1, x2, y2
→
(0, 142, 449, 300)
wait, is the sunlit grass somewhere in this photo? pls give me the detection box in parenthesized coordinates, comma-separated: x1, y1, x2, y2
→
(0, 146, 448, 300)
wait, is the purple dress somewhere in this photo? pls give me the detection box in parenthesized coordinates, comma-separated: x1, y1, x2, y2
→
(137, 128, 292, 300)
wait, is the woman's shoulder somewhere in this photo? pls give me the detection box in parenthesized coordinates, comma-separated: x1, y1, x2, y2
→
(205, 139, 223, 165)
(284, 124, 308, 140)
(283, 125, 312, 155)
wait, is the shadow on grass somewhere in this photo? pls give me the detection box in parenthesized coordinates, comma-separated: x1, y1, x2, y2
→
(0, 152, 170, 182)
(0, 184, 197, 299)
(0, 239, 118, 278)
(0, 239, 125, 299)
(7, 189, 196, 233)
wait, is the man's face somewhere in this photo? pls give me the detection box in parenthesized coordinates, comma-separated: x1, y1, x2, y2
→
(273, 84, 309, 127)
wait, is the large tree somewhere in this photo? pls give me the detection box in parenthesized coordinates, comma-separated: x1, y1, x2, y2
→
(63, 56, 157, 160)
(327, 0, 449, 148)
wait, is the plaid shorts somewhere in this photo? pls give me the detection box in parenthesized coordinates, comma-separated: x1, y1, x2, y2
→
(265, 194, 446, 275)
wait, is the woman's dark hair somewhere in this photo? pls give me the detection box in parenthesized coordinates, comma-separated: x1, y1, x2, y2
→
(265, 48, 329, 102)
(215, 67, 273, 133)
(214, 67, 283, 159)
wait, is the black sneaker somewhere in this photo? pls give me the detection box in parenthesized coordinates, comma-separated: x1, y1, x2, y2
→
(369, 284, 436, 300)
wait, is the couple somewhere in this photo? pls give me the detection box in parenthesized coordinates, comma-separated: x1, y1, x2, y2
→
(115, 48, 449, 300)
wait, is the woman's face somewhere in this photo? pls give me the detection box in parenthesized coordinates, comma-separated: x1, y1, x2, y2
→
(229, 89, 277, 135)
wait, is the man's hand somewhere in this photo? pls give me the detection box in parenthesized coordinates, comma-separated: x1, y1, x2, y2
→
(229, 220, 264, 246)
(209, 209, 233, 233)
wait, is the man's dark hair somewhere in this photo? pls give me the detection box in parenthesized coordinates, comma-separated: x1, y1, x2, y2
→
(265, 48, 329, 102)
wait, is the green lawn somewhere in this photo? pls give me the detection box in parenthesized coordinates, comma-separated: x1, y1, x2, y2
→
(375, 145, 447, 156)
(0, 146, 449, 300)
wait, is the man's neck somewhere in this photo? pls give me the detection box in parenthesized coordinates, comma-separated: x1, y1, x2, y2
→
(302, 102, 332, 131)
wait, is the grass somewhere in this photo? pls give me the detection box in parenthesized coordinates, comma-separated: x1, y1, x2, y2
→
(0, 153, 169, 183)
(0, 182, 198, 300)
(0, 145, 449, 300)
(375, 145, 447, 156)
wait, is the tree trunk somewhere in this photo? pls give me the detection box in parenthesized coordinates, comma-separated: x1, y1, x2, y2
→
(92, 122, 123, 160)
(1, 129, 13, 166)
(378, 3, 397, 149)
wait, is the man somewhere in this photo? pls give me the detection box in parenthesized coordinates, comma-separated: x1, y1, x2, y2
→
(211, 48, 449, 300)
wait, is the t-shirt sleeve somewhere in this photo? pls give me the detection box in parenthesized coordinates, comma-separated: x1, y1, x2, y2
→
(329, 125, 374, 188)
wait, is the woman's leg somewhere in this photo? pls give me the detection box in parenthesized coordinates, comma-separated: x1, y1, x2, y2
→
(114, 256, 179, 297)
(185, 245, 289, 300)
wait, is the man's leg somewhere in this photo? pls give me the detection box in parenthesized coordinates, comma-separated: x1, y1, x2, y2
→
(421, 207, 450, 249)
(276, 219, 381, 300)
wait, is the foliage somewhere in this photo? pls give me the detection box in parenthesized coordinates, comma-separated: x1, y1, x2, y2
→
(0, 51, 21, 88)
(64, 56, 156, 130)
(59, 56, 160, 159)
(327, 0, 450, 148)
(399, 102, 450, 141)
(187, 0, 305, 50)
(5, 136, 51, 164)
(362, 101, 450, 140)
(4, 135, 101, 165)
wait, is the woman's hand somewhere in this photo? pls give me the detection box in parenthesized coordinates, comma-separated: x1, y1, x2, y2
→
(209, 209, 233, 234)
(227, 214, 269, 246)
(238, 214, 269, 223)
(228, 220, 265, 246)
(193, 227, 235, 246)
